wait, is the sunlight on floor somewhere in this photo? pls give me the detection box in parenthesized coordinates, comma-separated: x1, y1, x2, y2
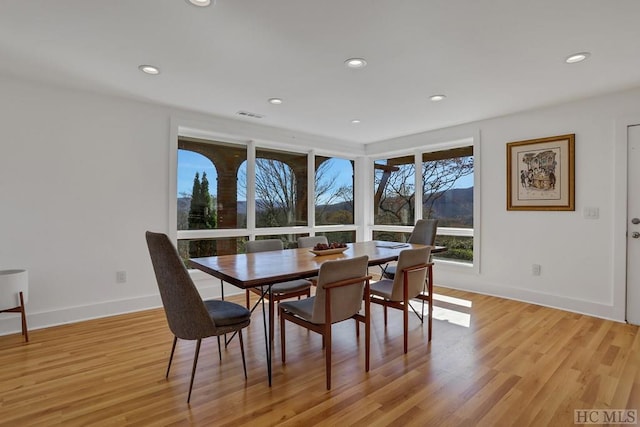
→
(434, 294, 472, 308)
(409, 293, 473, 328)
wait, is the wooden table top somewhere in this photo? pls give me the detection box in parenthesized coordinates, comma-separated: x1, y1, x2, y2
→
(189, 241, 444, 289)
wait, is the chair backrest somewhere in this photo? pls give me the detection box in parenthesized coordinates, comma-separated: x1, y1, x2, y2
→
(246, 239, 283, 253)
(311, 255, 369, 324)
(390, 247, 431, 301)
(408, 219, 438, 245)
(145, 231, 215, 340)
(297, 236, 329, 248)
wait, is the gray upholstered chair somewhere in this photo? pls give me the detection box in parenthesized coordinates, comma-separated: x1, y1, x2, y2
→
(296, 236, 329, 284)
(297, 235, 328, 249)
(382, 219, 438, 279)
(279, 255, 371, 390)
(370, 246, 431, 353)
(245, 239, 312, 341)
(145, 231, 251, 403)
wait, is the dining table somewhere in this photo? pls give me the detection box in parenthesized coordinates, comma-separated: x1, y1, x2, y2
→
(189, 240, 445, 386)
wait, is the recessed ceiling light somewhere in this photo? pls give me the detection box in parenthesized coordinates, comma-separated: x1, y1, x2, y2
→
(430, 94, 446, 102)
(351, 119, 361, 124)
(138, 65, 160, 75)
(186, 0, 213, 7)
(345, 58, 367, 69)
(565, 52, 590, 64)
(268, 98, 283, 105)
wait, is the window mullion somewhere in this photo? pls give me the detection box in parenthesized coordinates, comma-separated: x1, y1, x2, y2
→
(247, 140, 256, 239)
(308, 150, 316, 234)
(414, 150, 423, 222)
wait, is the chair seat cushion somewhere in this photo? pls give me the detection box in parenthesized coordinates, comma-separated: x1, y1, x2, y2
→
(370, 279, 394, 300)
(280, 297, 315, 322)
(262, 279, 311, 295)
(204, 299, 251, 326)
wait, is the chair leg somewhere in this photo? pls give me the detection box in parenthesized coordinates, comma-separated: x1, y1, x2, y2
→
(325, 323, 332, 390)
(239, 330, 247, 379)
(280, 308, 286, 363)
(384, 305, 388, 326)
(421, 279, 427, 324)
(365, 281, 370, 372)
(187, 339, 202, 403)
(403, 304, 409, 354)
(428, 264, 433, 342)
(217, 336, 222, 361)
(19, 291, 28, 342)
(365, 316, 370, 372)
(166, 336, 178, 378)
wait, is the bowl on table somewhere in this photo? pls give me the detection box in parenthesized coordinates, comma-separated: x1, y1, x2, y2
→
(309, 243, 348, 256)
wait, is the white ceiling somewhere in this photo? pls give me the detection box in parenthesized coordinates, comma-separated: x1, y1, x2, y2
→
(1, 0, 639, 145)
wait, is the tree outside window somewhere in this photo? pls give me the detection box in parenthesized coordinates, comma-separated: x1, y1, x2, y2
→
(315, 156, 354, 226)
(373, 146, 474, 264)
(374, 156, 416, 226)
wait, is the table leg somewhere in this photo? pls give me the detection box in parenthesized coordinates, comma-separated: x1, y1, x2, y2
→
(261, 284, 273, 386)
(428, 264, 433, 341)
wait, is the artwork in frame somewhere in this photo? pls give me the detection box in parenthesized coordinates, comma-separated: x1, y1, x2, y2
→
(506, 134, 575, 211)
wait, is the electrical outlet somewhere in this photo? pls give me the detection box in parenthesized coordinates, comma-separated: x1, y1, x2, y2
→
(532, 264, 541, 276)
(583, 207, 600, 219)
(116, 270, 127, 283)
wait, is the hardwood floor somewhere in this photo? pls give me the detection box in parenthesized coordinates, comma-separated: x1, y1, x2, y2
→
(0, 287, 638, 426)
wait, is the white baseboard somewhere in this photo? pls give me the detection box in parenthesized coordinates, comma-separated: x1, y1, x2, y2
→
(438, 280, 624, 323)
(1, 277, 623, 338)
(0, 281, 245, 337)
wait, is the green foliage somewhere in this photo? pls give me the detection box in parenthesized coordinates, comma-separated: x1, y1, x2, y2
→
(318, 230, 356, 244)
(188, 171, 217, 258)
(434, 236, 473, 262)
(188, 172, 216, 230)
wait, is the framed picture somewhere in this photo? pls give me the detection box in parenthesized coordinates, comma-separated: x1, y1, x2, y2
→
(507, 134, 575, 211)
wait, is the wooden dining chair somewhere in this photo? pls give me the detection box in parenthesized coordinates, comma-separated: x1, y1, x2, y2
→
(381, 219, 438, 279)
(145, 231, 251, 403)
(370, 246, 432, 353)
(297, 236, 328, 284)
(279, 255, 371, 390)
(245, 239, 312, 341)
(297, 235, 328, 249)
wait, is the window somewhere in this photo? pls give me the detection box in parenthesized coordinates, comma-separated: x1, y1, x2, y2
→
(178, 237, 248, 260)
(255, 148, 308, 227)
(255, 234, 307, 250)
(174, 131, 359, 266)
(371, 145, 475, 265)
(422, 147, 474, 264)
(318, 230, 356, 244)
(178, 137, 247, 231)
(315, 156, 354, 226)
(177, 137, 247, 261)
(374, 156, 415, 226)
(372, 231, 411, 243)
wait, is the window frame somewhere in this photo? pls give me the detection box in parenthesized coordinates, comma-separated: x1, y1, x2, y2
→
(367, 135, 480, 272)
(169, 120, 477, 273)
(170, 124, 360, 264)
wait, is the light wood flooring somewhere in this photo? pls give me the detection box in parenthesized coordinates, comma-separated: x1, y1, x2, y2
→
(0, 286, 638, 426)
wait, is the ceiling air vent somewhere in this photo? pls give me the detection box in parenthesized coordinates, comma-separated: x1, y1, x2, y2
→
(237, 111, 264, 119)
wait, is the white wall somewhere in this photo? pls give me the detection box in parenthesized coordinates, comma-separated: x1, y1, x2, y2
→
(367, 88, 640, 320)
(1, 73, 638, 335)
(0, 74, 360, 334)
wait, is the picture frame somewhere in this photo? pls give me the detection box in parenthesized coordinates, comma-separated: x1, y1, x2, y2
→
(507, 134, 575, 211)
